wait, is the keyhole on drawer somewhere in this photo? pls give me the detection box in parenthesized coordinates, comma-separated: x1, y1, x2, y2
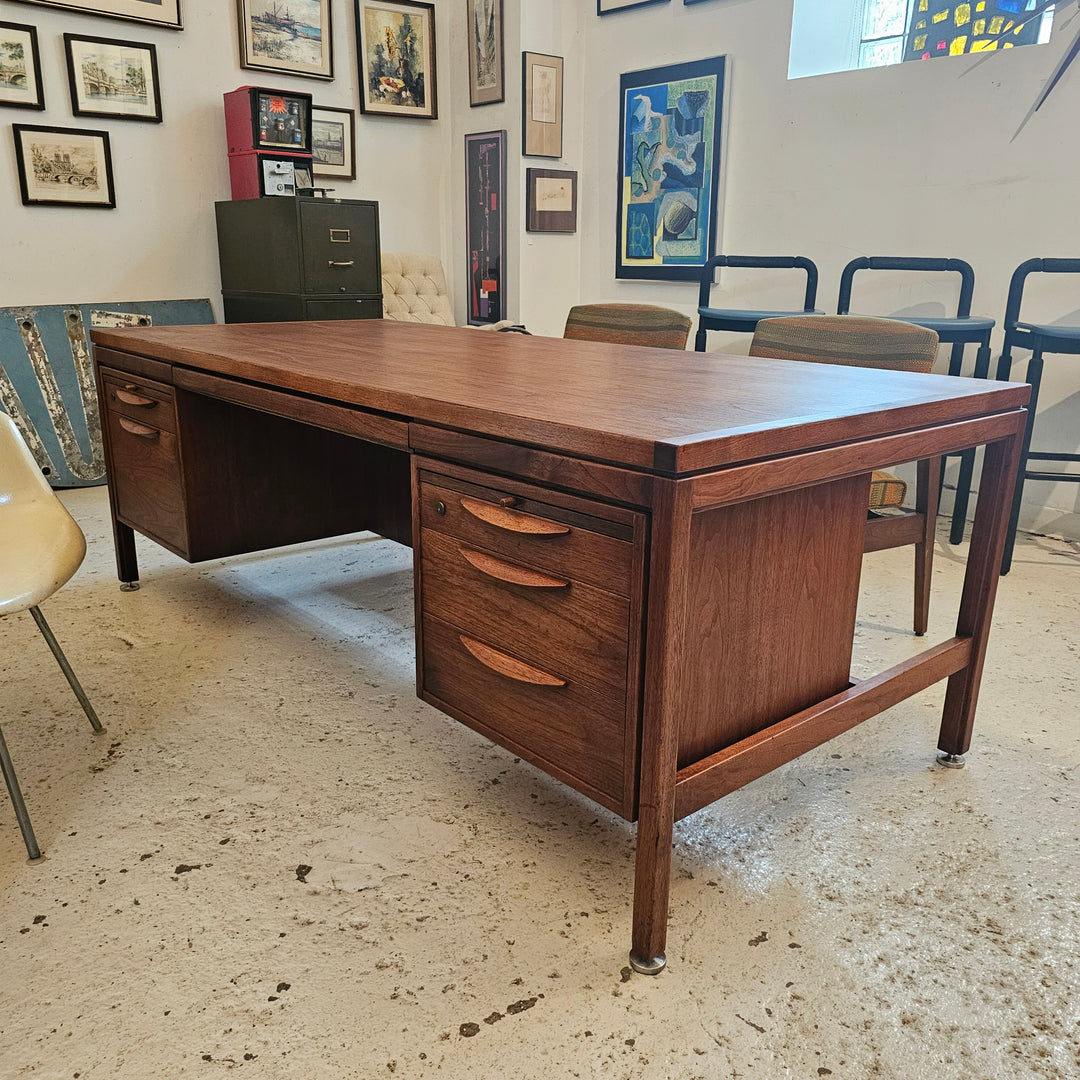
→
(435, 501, 446, 516)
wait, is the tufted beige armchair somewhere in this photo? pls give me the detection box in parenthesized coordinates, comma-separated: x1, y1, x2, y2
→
(381, 253, 457, 325)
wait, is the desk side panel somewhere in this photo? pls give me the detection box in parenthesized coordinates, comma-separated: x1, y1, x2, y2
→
(677, 474, 869, 767)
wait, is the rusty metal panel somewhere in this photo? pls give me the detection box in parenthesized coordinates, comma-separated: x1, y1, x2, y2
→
(0, 299, 213, 487)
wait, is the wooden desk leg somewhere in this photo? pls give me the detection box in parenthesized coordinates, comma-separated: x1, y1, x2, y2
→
(937, 422, 1024, 761)
(112, 518, 140, 591)
(631, 479, 693, 975)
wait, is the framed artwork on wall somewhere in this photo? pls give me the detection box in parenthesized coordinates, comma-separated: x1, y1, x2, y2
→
(465, 130, 507, 326)
(64, 35, 162, 122)
(467, 0, 503, 106)
(355, 0, 437, 119)
(12, 124, 116, 208)
(597, 0, 669, 13)
(0, 22, 45, 110)
(522, 51, 562, 158)
(311, 104, 355, 179)
(238, 0, 334, 81)
(9, 0, 182, 30)
(616, 54, 726, 280)
(526, 168, 577, 233)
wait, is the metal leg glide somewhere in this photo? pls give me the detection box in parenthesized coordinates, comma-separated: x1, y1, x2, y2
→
(936, 751, 966, 769)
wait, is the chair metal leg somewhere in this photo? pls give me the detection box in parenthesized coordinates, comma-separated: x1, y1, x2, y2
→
(1001, 350, 1043, 575)
(29, 606, 103, 733)
(694, 324, 708, 352)
(0, 725, 42, 860)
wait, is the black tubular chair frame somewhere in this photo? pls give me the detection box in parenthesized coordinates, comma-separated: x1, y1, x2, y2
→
(694, 255, 820, 352)
(995, 257, 1080, 574)
(838, 256, 995, 544)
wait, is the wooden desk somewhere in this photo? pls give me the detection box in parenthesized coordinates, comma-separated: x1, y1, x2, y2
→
(90, 321, 1029, 974)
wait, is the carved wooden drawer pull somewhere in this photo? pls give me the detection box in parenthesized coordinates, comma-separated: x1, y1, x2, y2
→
(459, 496, 570, 536)
(459, 547, 569, 589)
(459, 635, 566, 687)
(115, 387, 156, 407)
(117, 417, 160, 439)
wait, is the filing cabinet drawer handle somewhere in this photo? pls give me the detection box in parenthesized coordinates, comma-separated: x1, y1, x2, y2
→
(117, 416, 160, 440)
(459, 496, 570, 536)
(459, 547, 569, 589)
(459, 635, 566, 687)
(328, 260, 355, 268)
(115, 387, 156, 408)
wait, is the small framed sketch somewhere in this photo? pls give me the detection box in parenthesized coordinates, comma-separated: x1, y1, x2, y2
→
(467, 0, 503, 106)
(238, 0, 334, 81)
(526, 168, 577, 233)
(12, 124, 116, 208)
(64, 35, 161, 122)
(311, 104, 355, 179)
(356, 0, 437, 119)
(9, 0, 182, 30)
(522, 51, 562, 158)
(597, 0, 669, 12)
(0, 22, 45, 110)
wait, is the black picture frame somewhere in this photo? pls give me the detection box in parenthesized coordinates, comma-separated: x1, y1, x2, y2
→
(465, 130, 507, 325)
(467, 0, 504, 106)
(64, 34, 162, 123)
(526, 168, 577, 233)
(616, 54, 726, 280)
(355, 0, 437, 119)
(12, 123, 116, 208)
(311, 104, 356, 179)
(0, 21, 45, 111)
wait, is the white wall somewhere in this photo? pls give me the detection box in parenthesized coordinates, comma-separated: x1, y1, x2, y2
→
(0, 0, 454, 312)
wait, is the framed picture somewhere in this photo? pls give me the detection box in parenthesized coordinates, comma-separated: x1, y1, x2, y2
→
(526, 168, 577, 234)
(465, 130, 506, 326)
(238, 0, 334, 81)
(0, 22, 44, 110)
(355, 0, 437, 119)
(64, 35, 161, 122)
(616, 55, 726, 280)
(522, 51, 562, 158)
(8, 0, 182, 30)
(12, 124, 116, 208)
(467, 0, 503, 106)
(311, 104, 355, 179)
(598, 0, 669, 13)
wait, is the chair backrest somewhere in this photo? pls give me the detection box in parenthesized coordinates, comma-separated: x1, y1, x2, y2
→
(697, 255, 819, 314)
(1003, 257, 1080, 331)
(0, 411, 57, 506)
(382, 253, 456, 325)
(563, 304, 691, 350)
(749, 315, 939, 373)
(837, 257, 975, 318)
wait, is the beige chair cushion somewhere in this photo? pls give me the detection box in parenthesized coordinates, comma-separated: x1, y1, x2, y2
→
(382, 252, 457, 326)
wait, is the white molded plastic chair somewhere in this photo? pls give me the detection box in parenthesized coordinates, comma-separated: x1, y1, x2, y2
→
(0, 412, 103, 860)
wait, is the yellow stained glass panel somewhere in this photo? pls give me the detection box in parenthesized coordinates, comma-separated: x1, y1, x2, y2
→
(955, 3, 970, 26)
(973, 18, 985, 34)
(988, 15, 1003, 33)
(933, 9, 949, 23)
(919, 0, 928, 10)
(914, 33, 928, 48)
(970, 38, 998, 51)
(916, 19, 926, 28)
(976, 1, 985, 9)
(950, 35, 968, 54)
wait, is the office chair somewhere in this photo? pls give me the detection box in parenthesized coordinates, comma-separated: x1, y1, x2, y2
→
(0, 412, 104, 860)
(563, 303, 692, 350)
(750, 315, 941, 635)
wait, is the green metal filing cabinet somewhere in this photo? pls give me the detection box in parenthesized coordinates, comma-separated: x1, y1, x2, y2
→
(214, 197, 382, 323)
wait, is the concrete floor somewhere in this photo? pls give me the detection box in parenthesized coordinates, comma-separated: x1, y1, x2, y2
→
(1, 486, 1077, 1080)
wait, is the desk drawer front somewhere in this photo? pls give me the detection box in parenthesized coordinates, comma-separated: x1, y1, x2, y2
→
(421, 615, 627, 808)
(419, 478, 633, 596)
(101, 370, 177, 434)
(420, 527, 629, 700)
(105, 408, 186, 552)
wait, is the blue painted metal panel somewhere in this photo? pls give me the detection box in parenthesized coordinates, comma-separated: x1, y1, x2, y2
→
(0, 299, 214, 487)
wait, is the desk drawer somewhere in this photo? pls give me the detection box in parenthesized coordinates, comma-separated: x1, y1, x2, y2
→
(100, 369, 177, 434)
(421, 615, 628, 809)
(418, 477, 634, 596)
(105, 408, 186, 552)
(420, 527, 629, 700)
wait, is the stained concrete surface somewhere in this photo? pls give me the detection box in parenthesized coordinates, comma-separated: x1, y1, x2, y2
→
(0, 486, 1077, 1080)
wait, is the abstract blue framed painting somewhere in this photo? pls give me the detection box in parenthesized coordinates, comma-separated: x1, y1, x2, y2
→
(616, 55, 726, 280)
